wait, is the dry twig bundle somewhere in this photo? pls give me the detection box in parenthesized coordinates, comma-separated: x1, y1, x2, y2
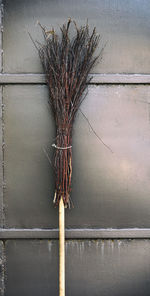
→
(35, 19, 100, 207)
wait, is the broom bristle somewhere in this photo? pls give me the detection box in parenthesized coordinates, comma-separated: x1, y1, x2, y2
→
(36, 19, 100, 207)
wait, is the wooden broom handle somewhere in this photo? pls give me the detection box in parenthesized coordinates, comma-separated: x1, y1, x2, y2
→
(59, 197, 65, 296)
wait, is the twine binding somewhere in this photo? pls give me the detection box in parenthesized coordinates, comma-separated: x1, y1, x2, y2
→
(52, 143, 72, 150)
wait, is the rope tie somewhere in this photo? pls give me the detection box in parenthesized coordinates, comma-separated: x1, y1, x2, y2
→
(52, 143, 72, 150)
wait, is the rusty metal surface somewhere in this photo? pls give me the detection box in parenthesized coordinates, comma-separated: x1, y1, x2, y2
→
(3, 0, 150, 74)
(3, 84, 150, 228)
(5, 239, 150, 296)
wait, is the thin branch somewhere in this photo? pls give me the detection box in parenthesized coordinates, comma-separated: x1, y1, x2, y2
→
(42, 146, 56, 172)
(28, 32, 39, 51)
(79, 108, 113, 153)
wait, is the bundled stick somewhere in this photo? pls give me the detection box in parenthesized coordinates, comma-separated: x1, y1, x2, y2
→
(31, 19, 101, 296)
(35, 19, 100, 208)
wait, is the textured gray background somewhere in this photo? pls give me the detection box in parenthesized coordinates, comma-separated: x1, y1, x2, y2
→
(5, 239, 150, 296)
(3, 84, 150, 229)
(1, 0, 150, 295)
(3, 0, 150, 74)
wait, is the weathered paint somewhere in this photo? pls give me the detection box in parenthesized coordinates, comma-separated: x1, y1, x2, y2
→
(5, 239, 150, 296)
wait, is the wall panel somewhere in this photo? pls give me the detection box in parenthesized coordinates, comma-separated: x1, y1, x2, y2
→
(3, 84, 150, 228)
(5, 239, 150, 296)
(3, 0, 150, 74)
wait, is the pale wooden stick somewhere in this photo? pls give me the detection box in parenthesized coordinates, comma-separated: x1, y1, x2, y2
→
(59, 197, 65, 296)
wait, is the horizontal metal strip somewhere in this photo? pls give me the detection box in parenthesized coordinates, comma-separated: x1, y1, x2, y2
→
(0, 228, 150, 239)
(0, 74, 150, 84)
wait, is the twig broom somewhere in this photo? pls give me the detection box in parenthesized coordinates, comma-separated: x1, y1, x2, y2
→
(33, 19, 100, 296)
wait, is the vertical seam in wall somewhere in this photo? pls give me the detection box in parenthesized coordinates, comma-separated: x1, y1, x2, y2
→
(0, 86, 4, 229)
(0, 1, 5, 229)
(0, 1, 3, 73)
(1, 85, 5, 229)
(1, 1, 5, 229)
(1, 241, 5, 296)
(0, 3, 5, 295)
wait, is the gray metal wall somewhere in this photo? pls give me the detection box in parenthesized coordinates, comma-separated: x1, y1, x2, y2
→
(0, 0, 150, 295)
